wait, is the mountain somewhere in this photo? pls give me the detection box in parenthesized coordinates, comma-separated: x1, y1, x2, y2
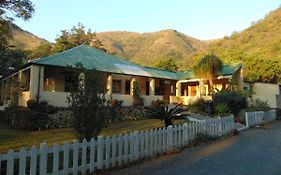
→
(182, 8, 281, 83)
(9, 6, 281, 83)
(9, 24, 48, 50)
(97, 30, 207, 66)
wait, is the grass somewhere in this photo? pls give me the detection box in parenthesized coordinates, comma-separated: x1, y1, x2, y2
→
(0, 119, 186, 153)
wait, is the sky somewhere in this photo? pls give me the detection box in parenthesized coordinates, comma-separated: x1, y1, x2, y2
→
(14, 0, 281, 42)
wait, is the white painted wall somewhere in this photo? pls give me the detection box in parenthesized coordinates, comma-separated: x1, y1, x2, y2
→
(112, 94, 133, 106)
(41, 91, 70, 107)
(252, 83, 281, 109)
(143, 95, 163, 106)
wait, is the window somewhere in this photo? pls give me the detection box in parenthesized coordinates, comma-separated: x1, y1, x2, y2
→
(65, 73, 78, 92)
(146, 81, 149, 95)
(155, 80, 164, 95)
(171, 85, 175, 96)
(125, 80, 130, 94)
(113, 80, 122, 94)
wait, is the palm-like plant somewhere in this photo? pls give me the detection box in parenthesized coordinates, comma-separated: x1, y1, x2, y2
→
(193, 54, 223, 96)
(146, 104, 185, 127)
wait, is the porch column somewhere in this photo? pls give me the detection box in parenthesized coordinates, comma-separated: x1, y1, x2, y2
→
(29, 65, 44, 101)
(130, 77, 136, 96)
(0, 80, 4, 102)
(107, 74, 113, 99)
(149, 78, 155, 96)
(176, 81, 181, 96)
(198, 79, 204, 97)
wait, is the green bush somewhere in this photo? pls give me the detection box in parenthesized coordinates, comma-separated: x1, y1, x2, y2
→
(26, 99, 39, 110)
(1, 100, 58, 130)
(213, 91, 247, 116)
(238, 109, 247, 125)
(108, 106, 148, 123)
(248, 99, 270, 111)
(145, 104, 185, 127)
(186, 98, 213, 115)
(215, 103, 230, 115)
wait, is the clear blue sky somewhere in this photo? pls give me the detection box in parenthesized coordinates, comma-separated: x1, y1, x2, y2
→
(14, 0, 281, 42)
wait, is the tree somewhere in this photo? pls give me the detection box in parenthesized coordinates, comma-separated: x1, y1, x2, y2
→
(193, 54, 223, 95)
(67, 67, 110, 141)
(0, 0, 35, 76)
(145, 104, 185, 127)
(29, 43, 53, 60)
(53, 23, 104, 53)
(0, 48, 28, 76)
(156, 57, 179, 71)
(0, 0, 35, 21)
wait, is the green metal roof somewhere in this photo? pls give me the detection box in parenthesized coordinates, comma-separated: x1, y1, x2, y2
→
(176, 63, 242, 80)
(31, 45, 241, 80)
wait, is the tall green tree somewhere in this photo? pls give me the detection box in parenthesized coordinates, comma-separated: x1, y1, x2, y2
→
(156, 57, 179, 71)
(67, 68, 109, 141)
(193, 54, 223, 95)
(53, 23, 104, 53)
(0, 0, 35, 21)
(29, 43, 53, 60)
(0, 0, 35, 76)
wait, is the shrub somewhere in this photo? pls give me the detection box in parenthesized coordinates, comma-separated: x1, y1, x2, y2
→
(26, 99, 39, 110)
(151, 99, 168, 108)
(238, 109, 246, 124)
(3, 106, 49, 130)
(213, 91, 247, 116)
(108, 106, 148, 123)
(68, 70, 110, 141)
(145, 104, 185, 127)
(186, 98, 213, 115)
(248, 98, 270, 111)
(48, 110, 74, 128)
(215, 103, 230, 115)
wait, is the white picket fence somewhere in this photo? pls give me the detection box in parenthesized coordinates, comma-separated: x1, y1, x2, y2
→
(245, 109, 276, 127)
(0, 116, 234, 175)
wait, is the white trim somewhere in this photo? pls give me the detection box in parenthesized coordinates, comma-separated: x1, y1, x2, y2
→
(2, 66, 32, 81)
(178, 75, 232, 83)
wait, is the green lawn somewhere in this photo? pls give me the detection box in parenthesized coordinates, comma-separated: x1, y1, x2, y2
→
(0, 119, 185, 153)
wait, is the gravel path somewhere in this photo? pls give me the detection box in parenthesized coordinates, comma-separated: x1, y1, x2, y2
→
(108, 121, 281, 175)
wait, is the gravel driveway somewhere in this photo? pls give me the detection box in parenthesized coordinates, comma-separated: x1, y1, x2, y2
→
(108, 121, 281, 175)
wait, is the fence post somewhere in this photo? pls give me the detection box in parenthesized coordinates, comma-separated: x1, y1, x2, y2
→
(167, 126, 173, 151)
(124, 134, 129, 163)
(52, 144, 60, 175)
(97, 136, 104, 169)
(7, 150, 14, 175)
(39, 143, 48, 175)
(19, 148, 27, 175)
(73, 141, 79, 175)
(245, 112, 249, 127)
(89, 138, 96, 173)
(105, 137, 110, 169)
(63, 142, 70, 175)
(129, 132, 134, 162)
(139, 132, 145, 158)
(112, 135, 117, 167)
(81, 139, 87, 174)
(133, 131, 139, 160)
(149, 130, 153, 156)
(30, 146, 38, 175)
(118, 135, 123, 166)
